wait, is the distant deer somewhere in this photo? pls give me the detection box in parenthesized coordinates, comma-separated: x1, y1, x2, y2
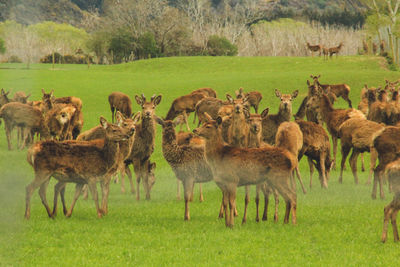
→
(25, 116, 135, 219)
(306, 42, 322, 57)
(125, 94, 162, 200)
(261, 89, 298, 144)
(328, 43, 343, 57)
(108, 92, 132, 123)
(311, 75, 352, 108)
(193, 114, 297, 227)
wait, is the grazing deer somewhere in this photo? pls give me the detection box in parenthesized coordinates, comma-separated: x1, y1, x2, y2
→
(0, 102, 49, 150)
(25, 116, 135, 219)
(108, 92, 132, 123)
(193, 114, 297, 227)
(191, 87, 217, 98)
(328, 43, 343, 57)
(306, 42, 322, 57)
(381, 158, 400, 243)
(166, 92, 205, 131)
(311, 75, 352, 108)
(261, 89, 298, 144)
(125, 94, 162, 200)
(156, 117, 213, 220)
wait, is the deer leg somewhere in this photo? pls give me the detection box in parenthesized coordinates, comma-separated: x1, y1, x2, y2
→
(25, 172, 51, 219)
(379, 170, 385, 200)
(183, 111, 190, 132)
(382, 202, 394, 243)
(332, 136, 338, 170)
(100, 178, 111, 215)
(295, 166, 307, 194)
(339, 145, 351, 184)
(391, 208, 400, 242)
(218, 192, 224, 219)
(52, 181, 65, 217)
(367, 148, 378, 185)
(198, 184, 204, 202)
(360, 153, 365, 172)
(308, 157, 314, 189)
(242, 185, 250, 224)
(223, 189, 229, 227)
(349, 149, 360, 184)
(65, 183, 84, 218)
(111, 107, 115, 123)
(255, 184, 261, 222)
(59, 183, 68, 215)
(182, 178, 194, 221)
(270, 175, 296, 224)
(141, 161, 151, 200)
(5, 122, 13, 150)
(38, 179, 52, 218)
(228, 186, 237, 228)
(319, 152, 328, 188)
(87, 181, 102, 218)
(262, 185, 270, 221)
(176, 179, 181, 201)
(372, 167, 382, 199)
(125, 165, 135, 194)
(133, 160, 141, 201)
(82, 184, 88, 201)
(273, 189, 279, 222)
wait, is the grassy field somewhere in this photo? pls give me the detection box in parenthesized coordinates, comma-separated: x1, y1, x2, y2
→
(0, 56, 399, 266)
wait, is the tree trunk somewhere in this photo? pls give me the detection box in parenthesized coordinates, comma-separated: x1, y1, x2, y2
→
(52, 51, 55, 69)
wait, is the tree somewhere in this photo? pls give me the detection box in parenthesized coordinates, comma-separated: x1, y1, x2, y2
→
(0, 37, 5, 54)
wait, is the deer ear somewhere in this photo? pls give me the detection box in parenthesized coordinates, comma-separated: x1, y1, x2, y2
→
(50, 89, 54, 97)
(226, 94, 234, 104)
(318, 74, 321, 78)
(275, 89, 281, 98)
(261, 108, 269, 118)
(5, 90, 9, 96)
(115, 111, 123, 126)
(235, 90, 239, 97)
(132, 112, 141, 124)
(41, 88, 45, 95)
(100, 116, 108, 129)
(204, 112, 212, 122)
(25, 93, 31, 100)
(243, 109, 250, 119)
(150, 162, 156, 170)
(307, 80, 311, 86)
(135, 95, 143, 106)
(153, 95, 162, 106)
(292, 90, 299, 99)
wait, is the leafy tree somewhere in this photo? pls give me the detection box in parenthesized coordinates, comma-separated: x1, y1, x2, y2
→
(108, 28, 136, 63)
(137, 32, 160, 59)
(206, 35, 238, 56)
(0, 37, 5, 54)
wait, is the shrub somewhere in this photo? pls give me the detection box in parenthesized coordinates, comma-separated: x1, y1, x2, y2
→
(206, 35, 238, 56)
(136, 32, 160, 59)
(0, 38, 5, 54)
(7, 55, 22, 63)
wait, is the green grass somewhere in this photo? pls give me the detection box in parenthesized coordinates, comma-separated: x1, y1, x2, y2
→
(0, 56, 399, 266)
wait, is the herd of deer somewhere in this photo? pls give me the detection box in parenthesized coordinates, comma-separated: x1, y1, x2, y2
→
(1, 75, 400, 241)
(306, 42, 344, 59)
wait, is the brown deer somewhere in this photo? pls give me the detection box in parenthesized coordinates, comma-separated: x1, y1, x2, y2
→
(261, 89, 298, 144)
(246, 113, 279, 223)
(193, 114, 297, 227)
(328, 43, 343, 57)
(12, 91, 31, 103)
(322, 46, 329, 60)
(108, 92, 132, 123)
(306, 42, 322, 57)
(77, 111, 140, 194)
(194, 97, 225, 126)
(0, 88, 10, 107)
(317, 91, 364, 170)
(311, 75, 352, 108)
(165, 92, 205, 130)
(125, 94, 162, 200)
(235, 88, 263, 114)
(276, 121, 307, 194)
(381, 158, 400, 243)
(226, 94, 250, 147)
(372, 126, 400, 200)
(156, 117, 213, 220)
(296, 119, 333, 189)
(25, 116, 135, 219)
(191, 87, 217, 98)
(0, 102, 49, 150)
(338, 117, 384, 185)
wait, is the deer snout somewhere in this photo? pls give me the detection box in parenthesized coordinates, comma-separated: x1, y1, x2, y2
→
(145, 111, 151, 117)
(251, 124, 260, 133)
(192, 128, 198, 134)
(128, 127, 135, 136)
(235, 105, 241, 113)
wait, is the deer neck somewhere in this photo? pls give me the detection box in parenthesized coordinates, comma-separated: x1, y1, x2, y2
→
(278, 106, 291, 122)
(203, 132, 224, 165)
(139, 116, 156, 137)
(161, 127, 183, 163)
(319, 95, 334, 121)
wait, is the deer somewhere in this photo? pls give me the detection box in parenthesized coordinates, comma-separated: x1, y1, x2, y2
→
(193, 113, 297, 227)
(77, 111, 141, 194)
(194, 97, 225, 126)
(191, 87, 217, 98)
(322, 46, 329, 60)
(235, 88, 263, 114)
(261, 89, 298, 145)
(311, 75, 352, 108)
(381, 158, 400, 243)
(296, 119, 333, 189)
(0, 88, 10, 107)
(165, 92, 205, 131)
(372, 126, 400, 200)
(12, 91, 31, 103)
(25, 116, 135, 219)
(306, 42, 322, 57)
(0, 102, 49, 150)
(316, 90, 364, 171)
(156, 117, 213, 220)
(328, 43, 343, 57)
(338, 117, 384, 185)
(125, 94, 162, 200)
(108, 92, 132, 123)
(226, 94, 250, 147)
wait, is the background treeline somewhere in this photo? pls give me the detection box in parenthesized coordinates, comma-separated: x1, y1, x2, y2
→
(0, 0, 395, 66)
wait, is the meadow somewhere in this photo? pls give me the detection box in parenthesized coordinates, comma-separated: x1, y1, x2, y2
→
(0, 56, 399, 266)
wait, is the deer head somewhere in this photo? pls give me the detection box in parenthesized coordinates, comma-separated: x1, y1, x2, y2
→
(247, 114, 262, 135)
(275, 89, 298, 112)
(0, 88, 10, 107)
(135, 94, 162, 119)
(235, 87, 245, 99)
(100, 116, 135, 142)
(193, 112, 222, 140)
(226, 93, 249, 116)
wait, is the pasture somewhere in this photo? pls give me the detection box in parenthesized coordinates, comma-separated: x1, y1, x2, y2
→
(0, 56, 399, 266)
